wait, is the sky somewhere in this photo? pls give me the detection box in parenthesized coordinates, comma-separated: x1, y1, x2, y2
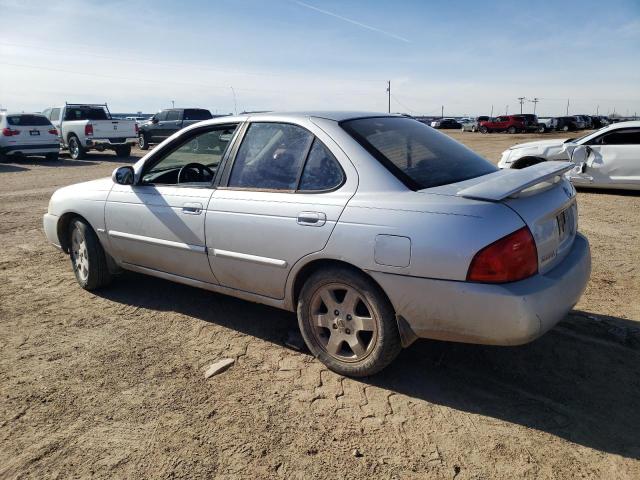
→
(0, 0, 639, 117)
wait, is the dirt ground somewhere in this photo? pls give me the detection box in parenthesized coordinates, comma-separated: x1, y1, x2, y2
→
(0, 130, 638, 479)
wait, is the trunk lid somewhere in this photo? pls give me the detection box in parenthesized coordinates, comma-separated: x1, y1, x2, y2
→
(425, 162, 578, 273)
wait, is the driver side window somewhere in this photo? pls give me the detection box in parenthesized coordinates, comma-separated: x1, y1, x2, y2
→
(142, 125, 238, 186)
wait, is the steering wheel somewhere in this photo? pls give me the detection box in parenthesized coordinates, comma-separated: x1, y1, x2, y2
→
(177, 163, 214, 184)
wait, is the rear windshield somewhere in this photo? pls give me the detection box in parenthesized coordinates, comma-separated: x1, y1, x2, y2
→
(183, 109, 212, 121)
(342, 117, 497, 190)
(64, 107, 110, 121)
(7, 114, 52, 126)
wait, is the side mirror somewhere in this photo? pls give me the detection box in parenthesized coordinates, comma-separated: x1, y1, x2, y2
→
(570, 145, 588, 165)
(152, 117, 159, 124)
(112, 166, 135, 185)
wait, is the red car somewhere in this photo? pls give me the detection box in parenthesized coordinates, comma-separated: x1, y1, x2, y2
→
(479, 115, 526, 134)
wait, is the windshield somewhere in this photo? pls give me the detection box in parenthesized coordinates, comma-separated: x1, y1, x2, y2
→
(569, 125, 609, 144)
(341, 116, 497, 190)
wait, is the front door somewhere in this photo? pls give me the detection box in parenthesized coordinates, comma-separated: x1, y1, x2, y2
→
(105, 124, 239, 282)
(206, 121, 354, 299)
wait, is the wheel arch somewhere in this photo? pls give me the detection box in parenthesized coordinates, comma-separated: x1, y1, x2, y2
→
(510, 156, 547, 170)
(57, 212, 86, 253)
(289, 257, 417, 348)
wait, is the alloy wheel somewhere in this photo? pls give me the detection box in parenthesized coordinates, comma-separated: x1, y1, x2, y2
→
(308, 283, 378, 362)
(71, 226, 89, 282)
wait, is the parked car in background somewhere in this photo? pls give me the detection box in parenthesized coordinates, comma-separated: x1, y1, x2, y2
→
(572, 116, 586, 130)
(590, 116, 609, 129)
(430, 118, 462, 129)
(476, 116, 491, 124)
(537, 117, 557, 132)
(499, 120, 640, 189)
(0, 112, 59, 161)
(43, 112, 591, 376)
(460, 119, 477, 132)
(555, 116, 581, 132)
(138, 108, 213, 149)
(479, 115, 526, 134)
(519, 114, 545, 133)
(42, 104, 138, 159)
(576, 115, 593, 129)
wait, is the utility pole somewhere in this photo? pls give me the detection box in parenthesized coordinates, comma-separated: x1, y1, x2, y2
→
(230, 86, 238, 115)
(386, 81, 391, 114)
(517, 97, 525, 114)
(505, 105, 509, 115)
(530, 97, 539, 115)
(566, 98, 570, 115)
(596, 105, 599, 115)
(490, 105, 494, 117)
(441, 105, 444, 118)
(171, 100, 175, 108)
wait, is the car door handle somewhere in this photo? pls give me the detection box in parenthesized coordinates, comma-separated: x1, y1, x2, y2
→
(297, 212, 326, 226)
(182, 202, 203, 215)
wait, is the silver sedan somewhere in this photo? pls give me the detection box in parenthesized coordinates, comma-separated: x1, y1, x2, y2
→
(43, 112, 591, 376)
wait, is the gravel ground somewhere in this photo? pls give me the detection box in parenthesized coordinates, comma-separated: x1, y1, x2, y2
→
(0, 130, 638, 479)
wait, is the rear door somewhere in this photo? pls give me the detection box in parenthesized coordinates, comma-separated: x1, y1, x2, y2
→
(149, 111, 169, 142)
(206, 120, 355, 299)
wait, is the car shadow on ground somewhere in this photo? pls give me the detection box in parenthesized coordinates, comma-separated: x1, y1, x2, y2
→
(0, 163, 30, 172)
(576, 186, 640, 197)
(97, 272, 640, 460)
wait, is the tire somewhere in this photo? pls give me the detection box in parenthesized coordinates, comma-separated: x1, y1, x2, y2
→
(297, 267, 402, 377)
(479, 126, 488, 134)
(115, 145, 131, 157)
(138, 134, 150, 150)
(537, 125, 546, 133)
(46, 152, 59, 161)
(68, 135, 86, 159)
(507, 126, 517, 134)
(562, 125, 569, 132)
(68, 218, 112, 290)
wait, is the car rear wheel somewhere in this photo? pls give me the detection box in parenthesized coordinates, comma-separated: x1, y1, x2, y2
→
(297, 268, 402, 377)
(68, 135, 86, 159)
(69, 218, 112, 290)
(537, 125, 546, 133)
(115, 145, 131, 157)
(562, 125, 570, 132)
(508, 126, 517, 134)
(138, 134, 150, 150)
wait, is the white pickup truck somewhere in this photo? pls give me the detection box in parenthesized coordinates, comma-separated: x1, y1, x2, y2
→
(41, 103, 138, 159)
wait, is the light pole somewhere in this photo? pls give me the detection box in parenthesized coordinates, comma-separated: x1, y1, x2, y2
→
(529, 97, 539, 115)
(386, 81, 391, 114)
(517, 97, 525, 114)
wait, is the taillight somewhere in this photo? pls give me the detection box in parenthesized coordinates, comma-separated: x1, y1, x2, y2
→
(48, 128, 58, 135)
(2, 128, 20, 136)
(467, 227, 538, 283)
(85, 124, 94, 136)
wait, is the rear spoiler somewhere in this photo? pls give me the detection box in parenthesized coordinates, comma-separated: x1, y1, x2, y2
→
(457, 161, 574, 201)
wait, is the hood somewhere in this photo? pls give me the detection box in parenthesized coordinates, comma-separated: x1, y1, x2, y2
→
(508, 138, 570, 150)
(59, 177, 114, 193)
(49, 177, 114, 212)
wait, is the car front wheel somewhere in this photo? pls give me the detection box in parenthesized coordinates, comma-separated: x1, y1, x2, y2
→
(297, 267, 402, 377)
(69, 218, 112, 290)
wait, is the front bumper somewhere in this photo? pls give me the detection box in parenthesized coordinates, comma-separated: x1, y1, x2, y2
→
(43, 213, 62, 250)
(370, 233, 591, 346)
(86, 138, 137, 147)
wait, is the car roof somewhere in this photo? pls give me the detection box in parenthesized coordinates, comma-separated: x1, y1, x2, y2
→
(192, 111, 401, 126)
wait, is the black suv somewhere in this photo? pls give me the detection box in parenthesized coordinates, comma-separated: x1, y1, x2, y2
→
(138, 108, 213, 149)
(519, 114, 545, 133)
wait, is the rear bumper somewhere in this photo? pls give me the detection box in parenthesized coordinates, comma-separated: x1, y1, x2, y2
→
(370, 233, 591, 346)
(43, 213, 62, 250)
(86, 138, 137, 147)
(1, 143, 59, 155)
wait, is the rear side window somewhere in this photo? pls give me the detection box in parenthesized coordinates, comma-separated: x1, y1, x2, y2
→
(64, 107, 110, 121)
(299, 139, 344, 191)
(7, 115, 52, 126)
(342, 117, 496, 190)
(184, 109, 212, 121)
(228, 123, 313, 190)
